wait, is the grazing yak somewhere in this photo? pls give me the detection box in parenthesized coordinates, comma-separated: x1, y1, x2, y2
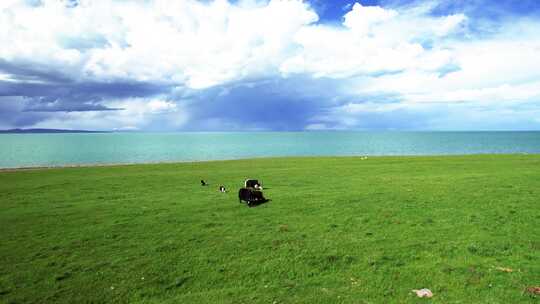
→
(238, 187, 267, 206)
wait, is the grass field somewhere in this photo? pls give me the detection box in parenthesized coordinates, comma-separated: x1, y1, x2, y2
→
(0, 155, 539, 303)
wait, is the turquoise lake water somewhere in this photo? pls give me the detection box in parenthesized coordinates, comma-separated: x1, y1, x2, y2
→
(1, 131, 539, 168)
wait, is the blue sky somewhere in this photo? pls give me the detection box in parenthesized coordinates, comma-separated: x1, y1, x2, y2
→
(1, 0, 540, 131)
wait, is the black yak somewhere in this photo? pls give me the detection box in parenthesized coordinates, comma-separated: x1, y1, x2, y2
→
(238, 187, 267, 206)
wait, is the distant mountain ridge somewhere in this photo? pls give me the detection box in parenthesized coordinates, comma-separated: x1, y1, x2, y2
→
(0, 128, 109, 134)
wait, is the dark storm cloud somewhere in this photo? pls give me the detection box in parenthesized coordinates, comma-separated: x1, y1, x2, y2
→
(22, 96, 123, 112)
(0, 59, 73, 85)
(0, 79, 170, 112)
(0, 97, 50, 128)
(0, 58, 172, 113)
(0, 57, 173, 127)
(0, 59, 170, 98)
(182, 77, 348, 131)
(178, 76, 413, 131)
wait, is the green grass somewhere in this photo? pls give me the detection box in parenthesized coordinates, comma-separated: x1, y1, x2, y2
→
(0, 155, 539, 303)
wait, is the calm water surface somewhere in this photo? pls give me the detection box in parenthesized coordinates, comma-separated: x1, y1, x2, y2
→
(1, 131, 539, 168)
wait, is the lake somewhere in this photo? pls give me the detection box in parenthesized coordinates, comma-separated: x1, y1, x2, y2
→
(1, 131, 539, 168)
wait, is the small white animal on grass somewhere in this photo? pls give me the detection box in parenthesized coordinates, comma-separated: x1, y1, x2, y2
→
(412, 289, 433, 298)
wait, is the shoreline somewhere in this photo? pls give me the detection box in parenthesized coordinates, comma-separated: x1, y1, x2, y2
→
(0, 153, 536, 172)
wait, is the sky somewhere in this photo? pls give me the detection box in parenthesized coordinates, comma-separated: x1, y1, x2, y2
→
(1, 0, 540, 131)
